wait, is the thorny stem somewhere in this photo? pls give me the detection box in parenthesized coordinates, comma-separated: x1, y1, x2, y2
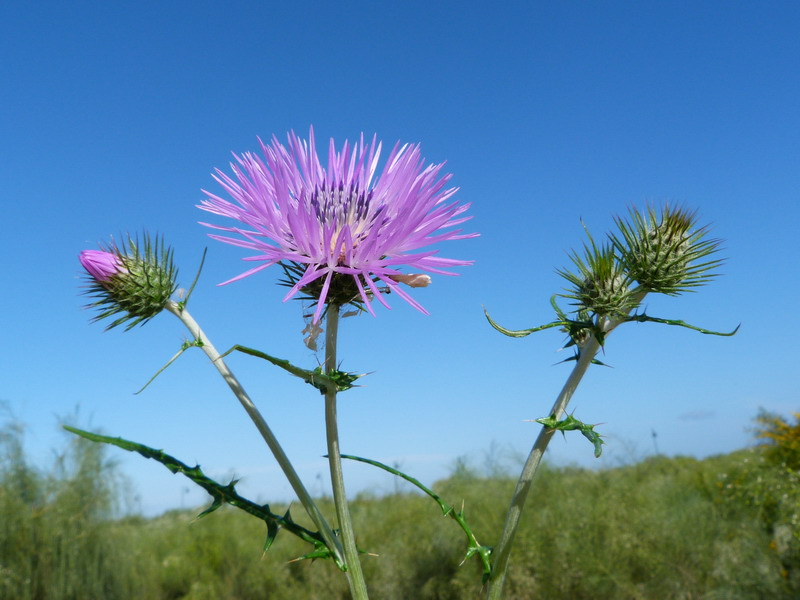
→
(484, 291, 647, 600)
(164, 301, 345, 568)
(324, 305, 369, 600)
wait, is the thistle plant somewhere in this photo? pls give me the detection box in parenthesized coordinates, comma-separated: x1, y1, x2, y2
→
(75, 128, 475, 600)
(197, 128, 476, 598)
(73, 130, 736, 600)
(78, 234, 344, 567)
(482, 205, 737, 599)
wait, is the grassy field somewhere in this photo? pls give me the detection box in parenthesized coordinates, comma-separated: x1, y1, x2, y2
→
(1, 421, 798, 600)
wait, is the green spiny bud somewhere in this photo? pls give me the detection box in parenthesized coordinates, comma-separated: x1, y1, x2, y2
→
(80, 233, 178, 330)
(558, 235, 637, 317)
(612, 205, 722, 295)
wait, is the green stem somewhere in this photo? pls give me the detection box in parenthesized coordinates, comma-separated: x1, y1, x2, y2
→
(484, 336, 599, 599)
(324, 305, 369, 599)
(164, 301, 345, 568)
(485, 291, 647, 599)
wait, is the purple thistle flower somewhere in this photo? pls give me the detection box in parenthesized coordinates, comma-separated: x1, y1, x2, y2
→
(79, 249, 124, 283)
(199, 127, 477, 322)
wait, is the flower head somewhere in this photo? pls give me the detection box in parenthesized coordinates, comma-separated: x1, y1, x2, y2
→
(558, 234, 638, 317)
(611, 205, 722, 295)
(80, 234, 177, 330)
(199, 128, 476, 322)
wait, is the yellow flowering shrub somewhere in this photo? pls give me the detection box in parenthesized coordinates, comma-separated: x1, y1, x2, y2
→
(755, 411, 800, 471)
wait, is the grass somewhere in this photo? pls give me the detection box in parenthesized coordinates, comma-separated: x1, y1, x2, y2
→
(1, 420, 798, 600)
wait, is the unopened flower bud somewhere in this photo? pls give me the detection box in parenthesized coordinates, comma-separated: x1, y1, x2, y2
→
(388, 273, 432, 288)
(80, 234, 178, 330)
(612, 205, 722, 295)
(558, 240, 637, 317)
(79, 250, 124, 283)
(575, 271, 632, 317)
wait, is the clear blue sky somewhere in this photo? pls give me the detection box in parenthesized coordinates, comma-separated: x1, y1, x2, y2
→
(2, 1, 798, 515)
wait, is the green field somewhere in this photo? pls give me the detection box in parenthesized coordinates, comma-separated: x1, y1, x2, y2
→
(1, 422, 798, 600)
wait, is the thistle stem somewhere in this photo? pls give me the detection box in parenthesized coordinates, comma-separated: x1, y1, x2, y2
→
(485, 292, 647, 600)
(164, 301, 345, 568)
(484, 336, 599, 599)
(324, 304, 369, 599)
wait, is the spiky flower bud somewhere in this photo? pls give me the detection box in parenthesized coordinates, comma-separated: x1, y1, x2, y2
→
(558, 239, 637, 317)
(611, 205, 722, 295)
(80, 234, 178, 330)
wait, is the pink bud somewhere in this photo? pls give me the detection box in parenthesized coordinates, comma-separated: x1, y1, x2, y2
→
(389, 273, 432, 288)
(79, 250, 124, 283)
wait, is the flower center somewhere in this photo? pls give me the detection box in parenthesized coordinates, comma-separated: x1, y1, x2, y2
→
(309, 181, 374, 228)
(308, 181, 381, 262)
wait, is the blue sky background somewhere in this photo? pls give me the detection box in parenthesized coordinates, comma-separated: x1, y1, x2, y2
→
(1, 1, 798, 515)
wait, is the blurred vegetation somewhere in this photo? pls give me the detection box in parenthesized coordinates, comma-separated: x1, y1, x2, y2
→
(754, 410, 800, 471)
(1, 411, 799, 600)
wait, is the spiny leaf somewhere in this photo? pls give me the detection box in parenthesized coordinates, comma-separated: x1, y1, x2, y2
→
(580, 426, 606, 458)
(340, 454, 493, 581)
(554, 352, 611, 367)
(176, 247, 208, 310)
(485, 303, 603, 355)
(135, 337, 204, 394)
(289, 548, 339, 563)
(550, 295, 569, 323)
(483, 306, 565, 338)
(534, 413, 606, 458)
(219, 344, 361, 393)
(624, 312, 740, 336)
(197, 496, 223, 519)
(62, 426, 331, 559)
(264, 519, 279, 554)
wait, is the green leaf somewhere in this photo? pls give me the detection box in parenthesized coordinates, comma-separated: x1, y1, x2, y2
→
(534, 413, 606, 458)
(62, 426, 336, 563)
(624, 312, 740, 336)
(135, 337, 204, 394)
(219, 344, 361, 393)
(554, 352, 611, 367)
(484, 306, 570, 338)
(580, 426, 606, 458)
(264, 518, 279, 553)
(176, 247, 208, 310)
(550, 295, 569, 323)
(340, 454, 493, 581)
